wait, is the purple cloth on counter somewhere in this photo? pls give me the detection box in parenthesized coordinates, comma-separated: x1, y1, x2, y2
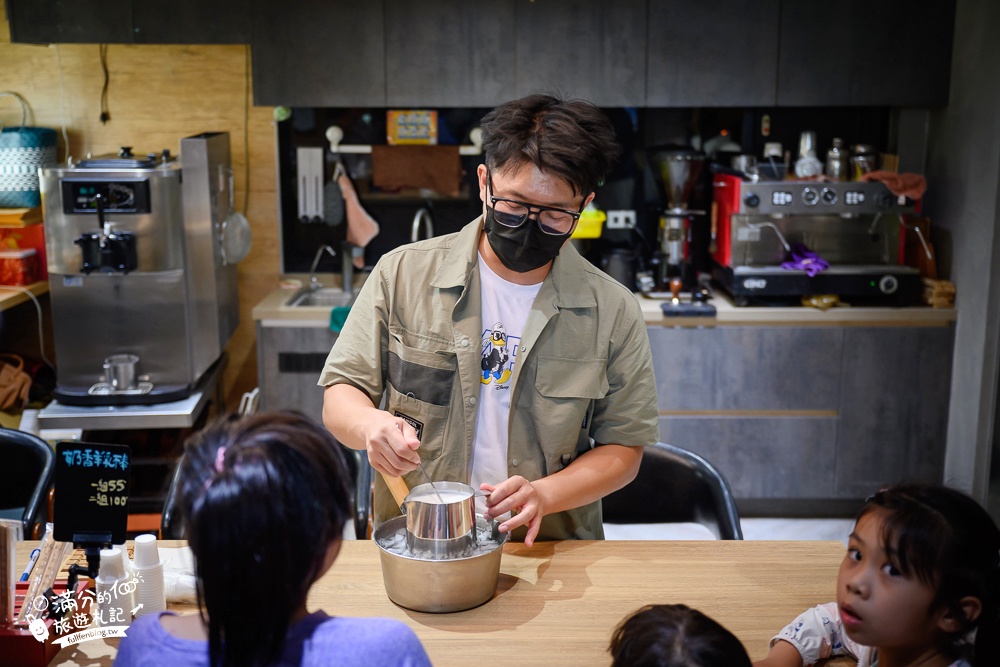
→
(113, 610, 432, 667)
(781, 243, 829, 277)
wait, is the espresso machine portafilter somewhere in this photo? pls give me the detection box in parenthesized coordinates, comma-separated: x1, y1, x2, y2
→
(646, 147, 705, 291)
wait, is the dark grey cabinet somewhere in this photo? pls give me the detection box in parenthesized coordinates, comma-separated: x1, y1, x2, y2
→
(7, 0, 134, 44)
(835, 327, 953, 496)
(514, 0, 647, 106)
(251, 0, 386, 107)
(384, 1, 516, 108)
(256, 323, 338, 421)
(10, 0, 958, 109)
(646, 0, 780, 107)
(777, 0, 956, 106)
(132, 1, 251, 44)
(648, 323, 953, 504)
(6, 0, 250, 44)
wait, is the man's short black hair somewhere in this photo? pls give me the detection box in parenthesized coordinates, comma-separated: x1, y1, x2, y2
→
(480, 93, 621, 197)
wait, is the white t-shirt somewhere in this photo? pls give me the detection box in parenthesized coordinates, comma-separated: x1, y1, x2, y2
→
(471, 254, 541, 514)
(772, 602, 973, 667)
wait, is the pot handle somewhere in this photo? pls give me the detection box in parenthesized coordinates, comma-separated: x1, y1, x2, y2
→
(379, 470, 410, 510)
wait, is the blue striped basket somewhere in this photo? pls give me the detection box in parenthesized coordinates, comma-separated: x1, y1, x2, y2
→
(0, 92, 57, 208)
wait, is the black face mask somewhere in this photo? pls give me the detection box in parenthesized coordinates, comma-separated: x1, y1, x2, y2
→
(483, 206, 568, 273)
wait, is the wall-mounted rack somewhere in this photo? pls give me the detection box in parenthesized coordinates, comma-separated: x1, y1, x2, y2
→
(325, 126, 483, 155)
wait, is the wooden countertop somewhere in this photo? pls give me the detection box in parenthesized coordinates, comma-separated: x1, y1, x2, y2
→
(18, 539, 851, 665)
(639, 290, 955, 327)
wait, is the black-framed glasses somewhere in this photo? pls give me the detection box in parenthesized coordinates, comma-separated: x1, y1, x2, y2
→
(487, 170, 583, 236)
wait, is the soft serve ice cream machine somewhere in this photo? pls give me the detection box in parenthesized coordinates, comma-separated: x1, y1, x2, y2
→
(40, 133, 240, 405)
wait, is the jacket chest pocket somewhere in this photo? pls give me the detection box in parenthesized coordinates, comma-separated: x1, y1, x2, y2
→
(535, 356, 609, 399)
(529, 356, 610, 469)
(386, 336, 457, 460)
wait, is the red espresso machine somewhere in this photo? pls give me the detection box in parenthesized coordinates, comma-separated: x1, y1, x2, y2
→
(711, 173, 922, 306)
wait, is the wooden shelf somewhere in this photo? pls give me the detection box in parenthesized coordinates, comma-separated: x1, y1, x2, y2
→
(0, 280, 48, 313)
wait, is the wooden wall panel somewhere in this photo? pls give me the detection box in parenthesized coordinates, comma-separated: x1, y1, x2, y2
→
(0, 1, 277, 411)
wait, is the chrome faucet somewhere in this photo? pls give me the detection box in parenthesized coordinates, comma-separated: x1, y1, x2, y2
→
(308, 244, 337, 290)
(411, 207, 434, 243)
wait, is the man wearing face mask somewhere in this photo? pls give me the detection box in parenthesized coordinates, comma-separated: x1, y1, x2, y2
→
(319, 94, 659, 546)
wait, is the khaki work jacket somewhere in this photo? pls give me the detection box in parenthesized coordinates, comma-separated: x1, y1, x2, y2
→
(319, 218, 659, 540)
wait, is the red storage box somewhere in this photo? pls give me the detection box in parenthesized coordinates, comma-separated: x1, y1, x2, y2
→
(0, 222, 47, 281)
(0, 579, 91, 667)
(0, 248, 38, 286)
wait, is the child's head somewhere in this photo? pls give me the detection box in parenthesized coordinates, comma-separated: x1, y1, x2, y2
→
(608, 603, 752, 667)
(176, 410, 353, 667)
(839, 483, 1000, 661)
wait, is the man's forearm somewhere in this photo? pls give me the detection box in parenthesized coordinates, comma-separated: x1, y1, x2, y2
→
(322, 382, 379, 451)
(532, 444, 642, 515)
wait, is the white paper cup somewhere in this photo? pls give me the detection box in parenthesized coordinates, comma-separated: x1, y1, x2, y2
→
(133, 534, 161, 568)
(97, 547, 125, 581)
(97, 549, 131, 626)
(134, 562, 166, 616)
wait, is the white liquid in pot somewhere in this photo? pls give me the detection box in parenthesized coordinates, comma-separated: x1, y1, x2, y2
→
(408, 490, 471, 504)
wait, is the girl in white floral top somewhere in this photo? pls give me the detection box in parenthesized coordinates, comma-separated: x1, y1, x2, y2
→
(754, 483, 1000, 667)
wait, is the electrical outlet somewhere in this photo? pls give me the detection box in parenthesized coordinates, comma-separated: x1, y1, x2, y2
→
(606, 210, 636, 230)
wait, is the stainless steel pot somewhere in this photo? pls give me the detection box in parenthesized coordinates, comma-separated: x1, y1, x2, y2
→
(374, 514, 507, 613)
(403, 481, 476, 557)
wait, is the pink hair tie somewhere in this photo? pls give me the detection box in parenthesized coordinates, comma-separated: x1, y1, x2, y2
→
(214, 447, 227, 472)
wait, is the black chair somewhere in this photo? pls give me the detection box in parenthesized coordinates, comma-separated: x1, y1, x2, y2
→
(602, 442, 743, 540)
(347, 448, 373, 540)
(160, 461, 185, 540)
(0, 428, 55, 538)
(160, 443, 372, 540)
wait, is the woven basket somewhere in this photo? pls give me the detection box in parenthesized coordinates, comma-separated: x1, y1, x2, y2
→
(0, 92, 57, 208)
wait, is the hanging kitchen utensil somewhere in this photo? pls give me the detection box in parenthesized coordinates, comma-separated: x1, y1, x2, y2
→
(220, 166, 251, 265)
(322, 161, 345, 226)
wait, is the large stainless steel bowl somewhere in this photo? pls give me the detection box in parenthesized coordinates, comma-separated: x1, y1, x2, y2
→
(374, 515, 507, 613)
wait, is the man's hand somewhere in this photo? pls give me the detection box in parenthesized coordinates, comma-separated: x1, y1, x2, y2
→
(363, 412, 422, 476)
(480, 476, 545, 547)
(323, 384, 423, 476)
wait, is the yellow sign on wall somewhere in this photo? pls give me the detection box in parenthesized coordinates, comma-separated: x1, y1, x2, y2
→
(387, 110, 438, 145)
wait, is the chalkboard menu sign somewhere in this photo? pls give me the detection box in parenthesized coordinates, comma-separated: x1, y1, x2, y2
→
(53, 442, 131, 546)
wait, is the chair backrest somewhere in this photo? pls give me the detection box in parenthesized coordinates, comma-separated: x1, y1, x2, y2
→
(0, 428, 55, 538)
(161, 441, 371, 540)
(160, 460, 186, 540)
(602, 442, 743, 540)
(348, 447, 373, 539)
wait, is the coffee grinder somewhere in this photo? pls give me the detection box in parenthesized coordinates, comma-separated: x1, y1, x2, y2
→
(646, 147, 705, 291)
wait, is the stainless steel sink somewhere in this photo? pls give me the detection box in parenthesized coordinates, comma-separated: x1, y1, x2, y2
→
(285, 287, 354, 308)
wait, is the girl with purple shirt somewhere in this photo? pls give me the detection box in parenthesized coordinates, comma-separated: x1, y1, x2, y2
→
(115, 411, 431, 667)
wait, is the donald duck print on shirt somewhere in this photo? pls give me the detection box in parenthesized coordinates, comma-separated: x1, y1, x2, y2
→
(481, 321, 518, 388)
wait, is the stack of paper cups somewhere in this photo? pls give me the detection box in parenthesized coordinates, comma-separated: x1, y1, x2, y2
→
(132, 534, 166, 618)
(96, 547, 131, 626)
